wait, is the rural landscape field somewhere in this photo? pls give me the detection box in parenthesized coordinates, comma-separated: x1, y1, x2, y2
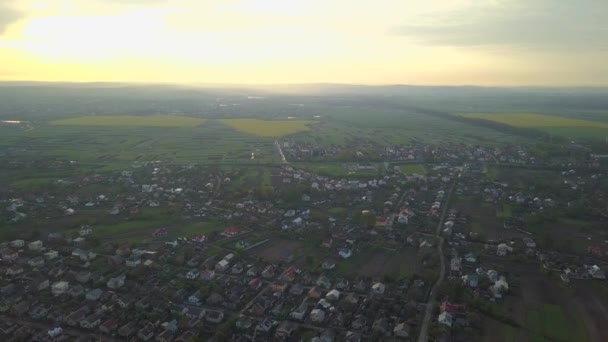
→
(1, 83, 608, 342)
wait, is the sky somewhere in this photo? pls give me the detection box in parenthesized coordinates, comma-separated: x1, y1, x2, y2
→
(0, 0, 607, 86)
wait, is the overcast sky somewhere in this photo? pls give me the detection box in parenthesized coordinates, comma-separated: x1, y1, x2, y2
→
(1, 0, 607, 85)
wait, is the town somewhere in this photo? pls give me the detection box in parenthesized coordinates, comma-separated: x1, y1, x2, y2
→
(1, 137, 607, 342)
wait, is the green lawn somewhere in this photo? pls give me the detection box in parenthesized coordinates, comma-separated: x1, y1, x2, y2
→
(95, 208, 175, 238)
(177, 222, 225, 236)
(486, 165, 498, 180)
(471, 222, 483, 234)
(400, 164, 427, 175)
(51, 115, 207, 127)
(526, 305, 589, 342)
(496, 204, 513, 218)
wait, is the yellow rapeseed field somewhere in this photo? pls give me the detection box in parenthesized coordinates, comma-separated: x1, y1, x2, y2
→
(221, 119, 315, 137)
(461, 113, 608, 128)
(51, 115, 206, 127)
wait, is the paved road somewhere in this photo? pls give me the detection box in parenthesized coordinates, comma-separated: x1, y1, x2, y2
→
(274, 140, 288, 164)
(417, 176, 458, 342)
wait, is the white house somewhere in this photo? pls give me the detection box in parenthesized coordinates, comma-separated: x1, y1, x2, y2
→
(51, 281, 69, 296)
(10, 239, 24, 248)
(79, 226, 93, 237)
(372, 282, 386, 295)
(215, 259, 230, 272)
(326, 289, 340, 301)
(339, 248, 352, 259)
(107, 275, 126, 289)
(44, 250, 59, 260)
(438, 312, 453, 327)
(125, 256, 141, 268)
(186, 269, 200, 280)
(523, 237, 536, 248)
(188, 290, 203, 305)
(28, 256, 45, 267)
(48, 327, 63, 338)
(496, 243, 513, 256)
(310, 309, 325, 323)
(28, 240, 43, 251)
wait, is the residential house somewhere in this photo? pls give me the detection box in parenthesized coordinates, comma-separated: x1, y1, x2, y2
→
(201, 270, 216, 281)
(326, 289, 340, 301)
(497, 243, 514, 256)
(393, 323, 411, 338)
(107, 275, 126, 289)
(117, 295, 135, 309)
(118, 322, 137, 338)
(275, 321, 297, 339)
(339, 248, 352, 259)
(523, 237, 536, 248)
(137, 322, 156, 341)
(464, 253, 477, 264)
(308, 286, 322, 299)
(28, 256, 45, 267)
(438, 312, 453, 327)
(10, 240, 24, 248)
(28, 240, 43, 251)
(1, 249, 18, 262)
(372, 282, 386, 295)
(206, 310, 224, 324)
(80, 313, 103, 329)
(126, 255, 141, 268)
(215, 259, 230, 272)
(99, 319, 118, 335)
(186, 269, 200, 280)
(310, 309, 326, 323)
(316, 275, 332, 289)
(450, 257, 462, 273)
(290, 283, 305, 296)
(51, 281, 69, 296)
(86, 288, 103, 301)
(321, 260, 336, 270)
(152, 228, 168, 238)
(44, 250, 58, 260)
(290, 302, 308, 321)
(462, 274, 479, 288)
(261, 265, 275, 279)
(188, 290, 203, 305)
(76, 271, 92, 283)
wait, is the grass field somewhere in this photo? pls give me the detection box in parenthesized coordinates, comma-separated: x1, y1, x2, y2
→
(177, 222, 225, 236)
(51, 115, 207, 127)
(95, 208, 175, 238)
(461, 113, 608, 128)
(400, 164, 427, 175)
(485, 165, 498, 180)
(496, 204, 513, 219)
(462, 113, 608, 139)
(221, 119, 315, 137)
(526, 304, 589, 342)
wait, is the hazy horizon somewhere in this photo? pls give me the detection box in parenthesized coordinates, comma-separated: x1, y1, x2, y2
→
(1, 0, 608, 86)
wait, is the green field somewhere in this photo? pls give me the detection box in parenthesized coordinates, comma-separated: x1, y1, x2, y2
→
(94, 208, 175, 238)
(177, 222, 225, 236)
(526, 305, 589, 342)
(485, 165, 498, 180)
(462, 113, 608, 139)
(0, 120, 279, 168)
(496, 204, 513, 218)
(400, 164, 427, 175)
(221, 119, 315, 137)
(51, 115, 207, 127)
(471, 222, 483, 234)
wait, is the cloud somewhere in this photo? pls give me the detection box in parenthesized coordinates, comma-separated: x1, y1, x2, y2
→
(391, 1, 608, 51)
(0, 2, 22, 33)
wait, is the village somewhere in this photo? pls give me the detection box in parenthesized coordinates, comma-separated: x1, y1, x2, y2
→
(1, 141, 608, 342)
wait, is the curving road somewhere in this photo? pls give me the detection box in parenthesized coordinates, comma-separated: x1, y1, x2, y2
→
(417, 176, 459, 342)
